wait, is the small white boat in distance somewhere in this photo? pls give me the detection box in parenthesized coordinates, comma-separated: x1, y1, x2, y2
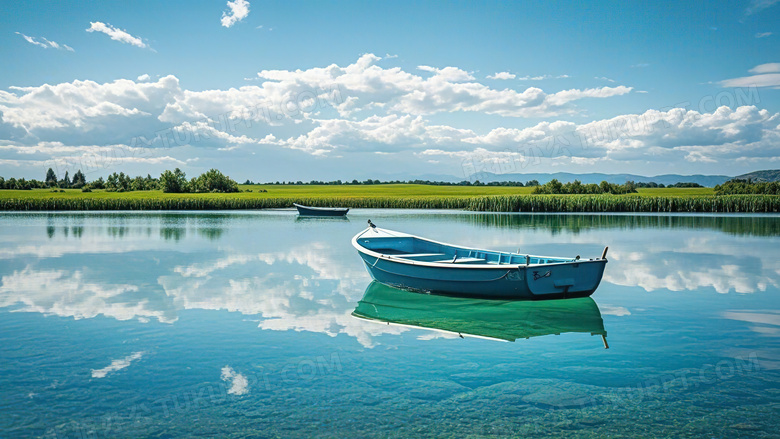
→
(352, 221, 608, 300)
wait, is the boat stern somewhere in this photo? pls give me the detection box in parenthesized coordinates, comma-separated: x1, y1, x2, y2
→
(525, 259, 607, 298)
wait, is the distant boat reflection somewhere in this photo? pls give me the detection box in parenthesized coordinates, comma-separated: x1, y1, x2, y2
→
(352, 282, 609, 347)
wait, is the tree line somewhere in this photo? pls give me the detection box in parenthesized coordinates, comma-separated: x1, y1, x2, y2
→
(715, 179, 780, 195)
(254, 179, 703, 188)
(0, 168, 239, 193)
(531, 179, 639, 195)
(253, 179, 544, 187)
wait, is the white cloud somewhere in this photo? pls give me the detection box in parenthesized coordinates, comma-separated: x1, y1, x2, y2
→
(220, 366, 249, 395)
(137, 74, 151, 82)
(277, 114, 473, 155)
(595, 76, 615, 83)
(221, 0, 250, 28)
(15, 32, 74, 51)
(518, 75, 550, 80)
(86, 22, 149, 49)
(745, 0, 780, 15)
(721, 63, 780, 88)
(0, 54, 632, 143)
(417, 65, 474, 81)
(749, 63, 780, 74)
(755, 32, 773, 38)
(487, 72, 516, 80)
(92, 352, 144, 378)
(0, 75, 180, 132)
(423, 105, 780, 164)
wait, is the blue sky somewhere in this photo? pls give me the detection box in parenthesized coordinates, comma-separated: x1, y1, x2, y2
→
(1, 0, 778, 181)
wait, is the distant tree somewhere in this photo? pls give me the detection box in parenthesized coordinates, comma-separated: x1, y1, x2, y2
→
(71, 170, 87, 188)
(144, 174, 157, 190)
(526, 180, 540, 187)
(45, 168, 57, 187)
(193, 169, 239, 193)
(160, 168, 189, 193)
(105, 172, 119, 191)
(670, 182, 703, 188)
(131, 176, 146, 191)
(59, 171, 70, 188)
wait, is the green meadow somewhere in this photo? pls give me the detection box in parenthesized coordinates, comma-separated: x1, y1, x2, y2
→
(1, 184, 779, 212)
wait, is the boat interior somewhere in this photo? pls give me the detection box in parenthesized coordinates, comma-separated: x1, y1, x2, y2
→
(356, 235, 574, 266)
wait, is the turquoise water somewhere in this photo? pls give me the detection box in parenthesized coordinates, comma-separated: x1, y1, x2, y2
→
(1, 210, 778, 438)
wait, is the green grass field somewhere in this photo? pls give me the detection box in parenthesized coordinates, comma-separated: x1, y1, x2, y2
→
(0, 184, 713, 200)
(2, 184, 777, 212)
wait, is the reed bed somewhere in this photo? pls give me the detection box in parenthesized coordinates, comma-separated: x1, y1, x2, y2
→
(1, 194, 778, 212)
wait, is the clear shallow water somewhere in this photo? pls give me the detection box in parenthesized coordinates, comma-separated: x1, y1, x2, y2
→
(0, 210, 778, 438)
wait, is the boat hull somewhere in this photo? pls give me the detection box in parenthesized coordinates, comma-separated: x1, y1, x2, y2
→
(352, 227, 607, 300)
(294, 203, 349, 217)
(358, 252, 606, 299)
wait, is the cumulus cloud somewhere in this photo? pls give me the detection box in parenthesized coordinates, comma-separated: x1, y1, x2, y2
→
(422, 105, 780, 165)
(221, 0, 250, 28)
(277, 114, 474, 155)
(220, 366, 249, 395)
(15, 32, 74, 51)
(86, 22, 149, 49)
(487, 72, 516, 80)
(0, 75, 180, 132)
(92, 352, 144, 378)
(251, 54, 630, 118)
(0, 54, 630, 138)
(720, 63, 780, 88)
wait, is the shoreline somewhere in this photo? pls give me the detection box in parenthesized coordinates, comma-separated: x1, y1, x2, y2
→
(1, 193, 779, 213)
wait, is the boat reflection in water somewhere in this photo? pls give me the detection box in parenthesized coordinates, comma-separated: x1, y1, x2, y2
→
(352, 282, 609, 348)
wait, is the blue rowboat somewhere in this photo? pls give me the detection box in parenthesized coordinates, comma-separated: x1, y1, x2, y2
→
(352, 281, 608, 346)
(293, 203, 349, 217)
(352, 222, 608, 300)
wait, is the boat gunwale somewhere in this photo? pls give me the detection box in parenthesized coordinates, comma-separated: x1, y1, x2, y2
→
(351, 227, 606, 270)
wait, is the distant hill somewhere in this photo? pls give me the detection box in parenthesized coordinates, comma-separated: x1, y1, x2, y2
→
(734, 170, 780, 182)
(468, 172, 732, 187)
(371, 172, 464, 183)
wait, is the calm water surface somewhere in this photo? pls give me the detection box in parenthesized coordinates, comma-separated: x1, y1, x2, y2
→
(1, 210, 779, 438)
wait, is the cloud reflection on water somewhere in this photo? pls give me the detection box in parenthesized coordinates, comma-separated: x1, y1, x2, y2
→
(1, 212, 779, 348)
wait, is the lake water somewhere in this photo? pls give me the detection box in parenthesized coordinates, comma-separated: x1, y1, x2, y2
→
(1, 210, 779, 438)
